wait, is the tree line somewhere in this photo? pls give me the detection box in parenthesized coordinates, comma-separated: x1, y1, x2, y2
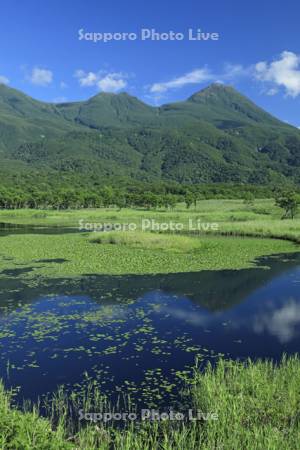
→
(0, 182, 297, 211)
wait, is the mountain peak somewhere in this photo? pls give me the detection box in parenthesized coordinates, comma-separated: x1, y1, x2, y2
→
(88, 90, 149, 106)
(188, 83, 240, 102)
(185, 82, 281, 126)
(92, 91, 125, 97)
(90, 91, 135, 99)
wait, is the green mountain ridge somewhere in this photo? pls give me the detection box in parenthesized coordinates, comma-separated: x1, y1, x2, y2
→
(0, 82, 299, 187)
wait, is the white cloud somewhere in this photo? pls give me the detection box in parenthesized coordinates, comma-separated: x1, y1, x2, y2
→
(28, 67, 53, 86)
(148, 53, 300, 100)
(97, 73, 127, 92)
(75, 70, 98, 87)
(158, 305, 209, 327)
(222, 63, 250, 80)
(148, 64, 251, 96)
(266, 87, 279, 96)
(253, 300, 300, 343)
(255, 51, 300, 97)
(74, 69, 128, 92)
(150, 68, 214, 94)
(0, 75, 9, 85)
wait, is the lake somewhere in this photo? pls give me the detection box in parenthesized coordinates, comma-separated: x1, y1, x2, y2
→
(0, 229, 299, 412)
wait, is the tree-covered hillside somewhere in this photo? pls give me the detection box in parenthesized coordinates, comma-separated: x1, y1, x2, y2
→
(0, 82, 300, 191)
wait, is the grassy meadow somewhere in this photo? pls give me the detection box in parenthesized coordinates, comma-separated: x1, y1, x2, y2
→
(0, 198, 299, 239)
(0, 198, 287, 227)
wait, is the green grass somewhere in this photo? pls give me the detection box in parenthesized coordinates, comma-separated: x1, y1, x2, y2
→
(0, 232, 297, 279)
(0, 199, 299, 278)
(190, 356, 300, 449)
(0, 356, 299, 449)
(90, 231, 203, 253)
(0, 199, 299, 243)
(218, 219, 300, 243)
(0, 199, 280, 227)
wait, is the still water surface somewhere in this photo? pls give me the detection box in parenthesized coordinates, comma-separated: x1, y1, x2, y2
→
(0, 229, 299, 410)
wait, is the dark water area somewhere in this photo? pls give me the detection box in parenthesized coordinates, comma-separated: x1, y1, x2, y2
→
(0, 232, 299, 412)
(0, 223, 80, 236)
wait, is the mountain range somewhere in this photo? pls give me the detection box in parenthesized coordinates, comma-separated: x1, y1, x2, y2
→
(0, 82, 299, 188)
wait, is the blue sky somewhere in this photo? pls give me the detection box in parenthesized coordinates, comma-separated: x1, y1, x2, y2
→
(1, 0, 300, 125)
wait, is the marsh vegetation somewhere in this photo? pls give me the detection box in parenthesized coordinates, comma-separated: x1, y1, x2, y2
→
(0, 198, 299, 448)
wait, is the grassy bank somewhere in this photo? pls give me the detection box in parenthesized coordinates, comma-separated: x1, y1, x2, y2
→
(0, 198, 296, 224)
(90, 230, 203, 252)
(1, 356, 299, 449)
(0, 199, 299, 242)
